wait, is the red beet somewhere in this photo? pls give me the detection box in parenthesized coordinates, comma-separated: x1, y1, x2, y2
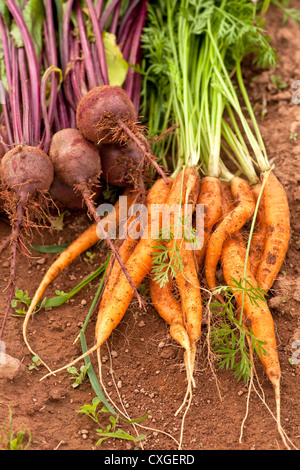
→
(100, 141, 143, 188)
(76, 86, 136, 144)
(76, 85, 168, 184)
(1, 145, 54, 199)
(50, 176, 101, 211)
(49, 128, 101, 188)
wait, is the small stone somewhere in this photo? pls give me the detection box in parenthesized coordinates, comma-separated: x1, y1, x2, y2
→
(81, 299, 87, 306)
(237, 390, 244, 397)
(111, 350, 118, 358)
(36, 257, 46, 265)
(0, 354, 23, 380)
(160, 346, 176, 359)
(49, 389, 62, 401)
(138, 320, 145, 327)
(117, 380, 122, 389)
(293, 290, 300, 302)
(158, 341, 165, 348)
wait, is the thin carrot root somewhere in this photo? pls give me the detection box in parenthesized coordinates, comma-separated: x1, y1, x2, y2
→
(205, 176, 255, 295)
(40, 177, 173, 380)
(255, 171, 290, 292)
(22, 191, 134, 370)
(221, 233, 290, 449)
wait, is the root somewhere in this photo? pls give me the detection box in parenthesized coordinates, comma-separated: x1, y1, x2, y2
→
(239, 334, 254, 444)
(239, 335, 296, 450)
(97, 346, 181, 449)
(0, 200, 24, 341)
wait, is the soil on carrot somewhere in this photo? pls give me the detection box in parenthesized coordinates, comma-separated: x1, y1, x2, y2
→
(0, 5, 299, 451)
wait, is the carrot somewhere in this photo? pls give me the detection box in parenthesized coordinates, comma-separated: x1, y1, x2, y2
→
(221, 232, 289, 448)
(165, 167, 202, 347)
(194, 176, 223, 270)
(255, 171, 290, 292)
(149, 274, 195, 386)
(220, 181, 234, 217)
(205, 176, 255, 294)
(249, 183, 267, 277)
(22, 189, 135, 364)
(40, 177, 172, 378)
(100, 212, 140, 309)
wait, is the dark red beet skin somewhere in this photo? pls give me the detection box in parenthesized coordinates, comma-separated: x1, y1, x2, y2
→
(100, 141, 143, 188)
(76, 85, 137, 145)
(1, 145, 54, 199)
(49, 128, 101, 188)
(50, 176, 101, 211)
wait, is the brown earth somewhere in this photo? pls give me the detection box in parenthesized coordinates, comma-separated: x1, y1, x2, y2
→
(0, 4, 299, 451)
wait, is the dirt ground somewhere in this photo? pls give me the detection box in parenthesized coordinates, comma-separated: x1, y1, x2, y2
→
(0, 4, 299, 452)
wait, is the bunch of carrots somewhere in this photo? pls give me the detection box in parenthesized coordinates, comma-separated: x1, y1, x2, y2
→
(0, 0, 295, 450)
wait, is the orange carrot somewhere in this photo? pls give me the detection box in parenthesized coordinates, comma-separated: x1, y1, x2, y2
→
(255, 171, 290, 292)
(220, 181, 234, 217)
(165, 167, 202, 347)
(100, 212, 140, 309)
(149, 274, 195, 385)
(205, 176, 255, 294)
(249, 183, 267, 277)
(40, 177, 173, 377)
(221, 233, 289, 449)
(194, 176, 222, 270)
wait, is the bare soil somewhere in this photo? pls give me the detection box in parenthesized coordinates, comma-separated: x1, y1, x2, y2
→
(0, 4, 299, 451)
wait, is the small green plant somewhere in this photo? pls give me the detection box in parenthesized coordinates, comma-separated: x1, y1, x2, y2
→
(28, 355, 42, 371)
(84, 250, 96, 263)
(77, 397, 147, 448)
(67, 363, 91, 388)
(210, 278, 268, 382)
(11, 290, 35, 316)
(0, 406, 33, 450)
(50, 210, 69, 231)
(270, 74, 287, 90)
(289, 132, 298, 141)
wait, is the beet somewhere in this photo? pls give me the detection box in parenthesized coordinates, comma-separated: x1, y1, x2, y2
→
(76, 86, 137, 144)
(49, 128, 101, 188)
(1, 145, 54, 199)
(49, 128, 103, 223)
(76, 85, 168, 184)
(100, 141, 143, 188)
(50, 176, 101, 211)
